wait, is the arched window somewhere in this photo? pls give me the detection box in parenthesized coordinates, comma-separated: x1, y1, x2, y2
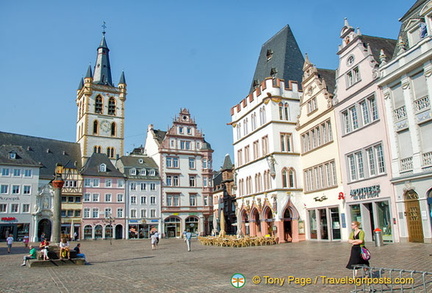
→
(95, 96, 103, 114)
(93, 120, 98, 134)
(108, 97, 116, 115)
(111, 122, 116, 136)
(94, 146, 101, 153)
(284, 103, 290, 120)
(282, 169, 288, 188)
(288, 168, 296, 188)
(107, 147, 115, 158)
(279, 103, 284, 120)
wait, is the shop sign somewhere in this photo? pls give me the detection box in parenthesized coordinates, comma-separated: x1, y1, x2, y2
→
(1, 217, 17, 221)
(151, 220, 158, 222)
(129, 220, 138, 223)
(0, 196, 20, 201)
(350, 185, 380, 200)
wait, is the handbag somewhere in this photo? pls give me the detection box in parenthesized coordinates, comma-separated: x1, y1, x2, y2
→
(360, 246, 371, 261)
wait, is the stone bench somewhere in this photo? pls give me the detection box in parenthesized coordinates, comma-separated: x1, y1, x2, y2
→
(27, 258, 85, 267)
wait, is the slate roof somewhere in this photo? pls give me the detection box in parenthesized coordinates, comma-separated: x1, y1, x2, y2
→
(399, 0, 427, 22)
(221, 154, 233, 171)
(250, 25, 304, 92)
(0, 131, 82, 180)
(81, 153, 124, 178)
(0, 145, 40, 167)
(152, 129, 167, 144)
(316, 69, 336, 95)
(117, 155, 160, 179)
(361, 35, 397, 63)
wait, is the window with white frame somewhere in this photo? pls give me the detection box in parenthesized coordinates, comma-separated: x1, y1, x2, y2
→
(189, 194, 197, 206)
(262, 135, 269, 155)
(150, 209, 156, 217)
(346, 66, 361, 87)
(243, 117, 249, 135)
(150, 196, 156, 205)
(236, 123, 241, 140)
(22, 204, 30, 213)
(189, 175, 196, 187)
(93, 179, 100, 187)
(307, 98, 317, 114)
(105, 193, 112, 202)
(84, 178, 91, 187)
(117, 193, 124, 202)
(0, 204, 6, 212)
(92, 208, 99, 218)
(347, 143, 386, 182)
(13, 169, 21, 177)
(303, 160, 337, 192)
(92, 193, 99, 202)
(1, 168, 10, 176)
(84, 208, 90, 218)
(131, 196, 137, 204)
(12, 185, 20, 194)
(150, 183, 156, 190)
(105, 208, 112, 217)
(105, 179, 112, 187)
(280, 133, 292, 152)
(84, 193, 90, 202)
(10, 204, 18, 213)
(117, 208, 123, 218)
(24, 169, 32, 177)
(189, 157, 196, 169)
(140, 209, 147, 218)
(140, 183, 147, 191)
(118, 180, 124, 188)
(130, 182, 136, 190)
(131, 209, 137, 218)
(1, 185, 8, 194)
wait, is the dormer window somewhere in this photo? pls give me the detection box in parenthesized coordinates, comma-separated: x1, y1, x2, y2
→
(139, 169, 147, 176)
(266, 49, 273, 61)
(99, 163, 107, 172)
(149, 169, 155, 176)
(270, 68, 278, 77)
(130, 168, 137, 175)
(9, 152, 16, 160)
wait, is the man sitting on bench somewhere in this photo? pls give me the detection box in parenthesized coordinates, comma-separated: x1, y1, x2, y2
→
(21, 245, 37, 266)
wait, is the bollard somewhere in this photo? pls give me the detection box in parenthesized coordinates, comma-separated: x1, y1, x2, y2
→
(374, 228, 383, 247)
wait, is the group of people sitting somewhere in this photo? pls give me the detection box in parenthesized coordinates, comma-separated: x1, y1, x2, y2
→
(21, 237, 86, 266)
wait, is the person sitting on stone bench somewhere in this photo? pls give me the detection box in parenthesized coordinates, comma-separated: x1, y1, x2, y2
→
(59, 238, 71, 260)
(73, 243, 87, 262)
(21, 245, 37, 266)
(39, 239, 50, 260)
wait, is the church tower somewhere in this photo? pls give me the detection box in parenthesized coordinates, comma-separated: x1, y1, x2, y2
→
(76, 29, 127, 165)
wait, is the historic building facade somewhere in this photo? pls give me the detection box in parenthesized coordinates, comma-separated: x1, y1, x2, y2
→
(378, 0, 432, 243)
(116, 151, 162, 239)
(296, 55, 346, 241)
(81, 153, 126, 240)
(144, 109, 214, 237)
(333, 19, 397, 242)
(212, 154, 236, 235)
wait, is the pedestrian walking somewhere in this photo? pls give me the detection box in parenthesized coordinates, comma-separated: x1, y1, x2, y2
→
(346, 221, 369, 275)
(6, 234, 14, 253)
(22, 234, 29, 247)
(184, 229, 192, 252)
(154, 230, 160, 247)
(151, 233, 158, 250)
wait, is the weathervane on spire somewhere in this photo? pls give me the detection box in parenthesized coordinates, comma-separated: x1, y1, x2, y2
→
(102, 21, 107, 35)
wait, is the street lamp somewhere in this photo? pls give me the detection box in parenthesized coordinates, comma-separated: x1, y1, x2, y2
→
(104, 212, 115, 245)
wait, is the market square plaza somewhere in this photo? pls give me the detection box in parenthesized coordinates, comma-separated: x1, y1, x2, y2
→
(1, 238, 432, 292)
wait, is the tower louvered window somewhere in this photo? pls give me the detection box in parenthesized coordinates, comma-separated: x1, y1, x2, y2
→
(95, 96, 103, 114)
(108, 98, 116, 115)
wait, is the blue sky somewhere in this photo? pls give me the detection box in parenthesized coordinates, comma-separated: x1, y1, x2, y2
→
(0, 0, 413, 168)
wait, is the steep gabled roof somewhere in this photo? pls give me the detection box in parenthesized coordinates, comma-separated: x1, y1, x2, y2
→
(400, 0, 427, 22)
(221, 154, 233, 170)
(250, 25, 304, 92)
(0, 131, 81, 180)
(153, 129, 167, 144)
(81, 153, 124, 177)
(316, 69, 336, 94)
(361, 35, 397, 64)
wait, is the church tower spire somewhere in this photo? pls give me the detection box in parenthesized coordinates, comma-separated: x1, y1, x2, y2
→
(93, 26, 113, 86)
(76, 24, 127, 165)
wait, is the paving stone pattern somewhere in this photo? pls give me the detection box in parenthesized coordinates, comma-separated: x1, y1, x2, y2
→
(1, 239, 431, 293)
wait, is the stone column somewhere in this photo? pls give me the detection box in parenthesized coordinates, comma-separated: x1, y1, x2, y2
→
(51, 172, 64, 243)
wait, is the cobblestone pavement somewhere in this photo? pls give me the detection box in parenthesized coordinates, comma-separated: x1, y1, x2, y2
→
(1, 238, 432, 293)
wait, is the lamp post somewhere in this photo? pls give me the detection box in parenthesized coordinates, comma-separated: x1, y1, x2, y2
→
(104, 213, 115, 245)
(51, 165, 64, 243)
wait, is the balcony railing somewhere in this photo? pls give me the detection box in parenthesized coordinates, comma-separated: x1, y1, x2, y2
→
(394, 106, 407, 121)
(423, 151, 432, 167)
(400, 157, 413, 172)
(414, 95, 430, 113)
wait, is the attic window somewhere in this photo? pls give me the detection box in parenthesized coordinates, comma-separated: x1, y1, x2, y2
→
(99, 163, 107, 172)
(266, 49, 273, 61)
(130, 168, 137, 175)
(252, 80, 260, 88)
(149, 169, 155, 176)
(9, 152, 17, 160)
(270, 68, 278, 77)
(138, 159, 144, 164)
(139, 169, 147, 176)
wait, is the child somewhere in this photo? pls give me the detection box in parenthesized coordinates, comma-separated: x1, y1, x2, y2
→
(6, 234, 14, 253)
